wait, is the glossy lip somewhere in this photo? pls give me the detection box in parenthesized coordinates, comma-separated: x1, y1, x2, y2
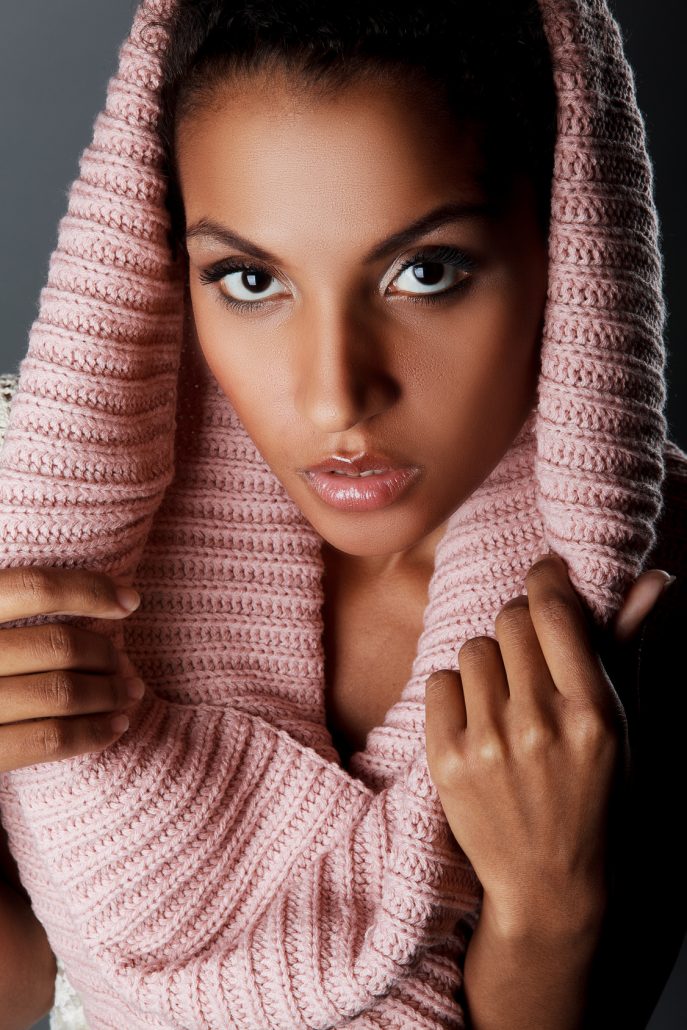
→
(300, 464, 422, 512)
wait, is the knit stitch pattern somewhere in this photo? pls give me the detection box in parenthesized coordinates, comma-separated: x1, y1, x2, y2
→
(0, 0, 683, 1026)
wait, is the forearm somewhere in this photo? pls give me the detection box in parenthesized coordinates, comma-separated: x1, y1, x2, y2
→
(0, 878, 56, 1029)
(0, 821, 28, 902)
(461, 891, 607, 1030)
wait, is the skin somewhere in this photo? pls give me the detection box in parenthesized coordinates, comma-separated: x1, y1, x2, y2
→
(0, 63, 674, 1027)
(177, 66, 549, 584)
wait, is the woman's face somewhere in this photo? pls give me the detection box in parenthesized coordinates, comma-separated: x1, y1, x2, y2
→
(177, 68, 549, 577)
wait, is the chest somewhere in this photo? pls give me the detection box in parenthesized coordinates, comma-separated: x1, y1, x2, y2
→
(321, 563, 429, 770)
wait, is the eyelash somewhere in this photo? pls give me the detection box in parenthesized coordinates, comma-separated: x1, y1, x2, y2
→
(197, 244, 478, 314)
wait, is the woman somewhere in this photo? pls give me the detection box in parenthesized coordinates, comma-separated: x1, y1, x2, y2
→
(0, 0, 685, 1027)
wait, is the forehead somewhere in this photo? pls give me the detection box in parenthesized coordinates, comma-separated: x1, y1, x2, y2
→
(173, 68, 529, 270)
(175, 71, 491, 204)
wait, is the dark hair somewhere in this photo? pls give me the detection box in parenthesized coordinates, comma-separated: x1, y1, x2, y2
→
(147, 0, 557, 261)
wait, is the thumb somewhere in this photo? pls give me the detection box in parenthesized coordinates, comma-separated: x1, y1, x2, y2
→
(612, 569, 676, 644)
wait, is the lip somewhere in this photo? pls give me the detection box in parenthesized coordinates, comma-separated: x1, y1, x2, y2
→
(303, 450, 408, 475)
(299, 451, 422, 512)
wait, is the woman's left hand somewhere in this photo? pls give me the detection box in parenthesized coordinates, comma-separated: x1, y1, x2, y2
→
(424, 552, 673, 937)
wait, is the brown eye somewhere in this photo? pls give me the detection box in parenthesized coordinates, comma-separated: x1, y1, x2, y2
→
(216, 265, 282, 303)
(198, 259, 286, 312)
(388, 245, 478, 302)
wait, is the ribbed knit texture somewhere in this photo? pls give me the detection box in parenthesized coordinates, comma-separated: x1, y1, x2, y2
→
(0, 0, 683, 1026)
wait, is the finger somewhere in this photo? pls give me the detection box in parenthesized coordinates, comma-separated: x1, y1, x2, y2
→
(0, 710, 133, 775)
(0, 624, 120, 678)
(524, 552, 606, 704)
(493, 594, 555, 709)
(456, 635, 510, 731)
(0, 670, 145, 725)
(0, 567, 141, 624)
(613, 570, 675, 644)
(425, 669, 467, 769)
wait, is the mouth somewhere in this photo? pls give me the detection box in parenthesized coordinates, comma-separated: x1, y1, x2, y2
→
(299, 461, 421, 512)
(302, 449, 413, 476)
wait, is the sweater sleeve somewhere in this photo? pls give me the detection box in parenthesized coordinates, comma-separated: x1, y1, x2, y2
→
(0, 677, 474, 1029)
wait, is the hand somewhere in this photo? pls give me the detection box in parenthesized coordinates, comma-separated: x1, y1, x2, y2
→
(0, 566, 145, 775)
(424, 553, 673, 938)
(609, 568, 675, 644)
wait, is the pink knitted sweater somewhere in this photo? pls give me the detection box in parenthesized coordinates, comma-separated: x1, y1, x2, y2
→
(0, 0, 684, 1026)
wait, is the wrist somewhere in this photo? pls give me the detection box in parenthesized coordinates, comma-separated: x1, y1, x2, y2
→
(464, 888, 608, 1030)
(481, 882, 608, 947)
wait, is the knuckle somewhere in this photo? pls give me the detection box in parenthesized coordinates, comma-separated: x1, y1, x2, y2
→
(458, 635, 497, 663)
(526, 556, 556, 583)
(495, 597, 529, 631)
(426, 672, 446, 697)
(515, 719, 556, 756)
(83, 573, 113, 613)
(434, 748, 466, 791)
(19, 566, 58, 610)
(476, 732, 508, 766)
(33, 719, 66, 758)
(45, 623, 75, 664)
(43, 671, 75, 712)
(534, 593, 571, 627)
(569, 707, 613, 753)
(84, 574, 105, 611)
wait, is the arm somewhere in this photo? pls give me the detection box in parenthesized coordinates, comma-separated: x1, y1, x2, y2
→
(0, 818, 56, 1027)
(461, 890, 607, 1030)
(0, 818, 26, 901)
(0, 878, 56, 1030)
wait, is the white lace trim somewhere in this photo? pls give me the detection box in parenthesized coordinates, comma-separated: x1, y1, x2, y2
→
(0, 373, 18, 446)
(49, 954, 89, 1030)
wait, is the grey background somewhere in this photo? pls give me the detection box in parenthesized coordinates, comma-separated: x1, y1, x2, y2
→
(0, 2, 683, 1027)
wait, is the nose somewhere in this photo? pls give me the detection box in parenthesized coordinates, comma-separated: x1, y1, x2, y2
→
(294, 309, 398, 432)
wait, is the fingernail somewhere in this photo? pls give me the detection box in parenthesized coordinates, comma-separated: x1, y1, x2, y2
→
(661, 574, 677, 594)
(110, 714, 130, 734)
(115, 587, 141, 612)
(125, 677, 145, 700)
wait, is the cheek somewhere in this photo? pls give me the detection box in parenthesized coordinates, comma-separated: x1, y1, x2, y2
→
(190, 284, 261, 401)
(416, 288, 540, 413)
(404, 288, 542, 469)
(189, 293, 294, 459)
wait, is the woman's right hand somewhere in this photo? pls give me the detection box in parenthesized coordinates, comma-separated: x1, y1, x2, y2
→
(0, 566, 145, 774)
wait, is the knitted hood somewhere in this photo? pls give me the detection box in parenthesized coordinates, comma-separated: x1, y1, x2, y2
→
(0, 1, 676, 1027)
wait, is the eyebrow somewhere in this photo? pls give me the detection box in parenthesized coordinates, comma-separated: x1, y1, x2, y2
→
(185, 199, 496, 266)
